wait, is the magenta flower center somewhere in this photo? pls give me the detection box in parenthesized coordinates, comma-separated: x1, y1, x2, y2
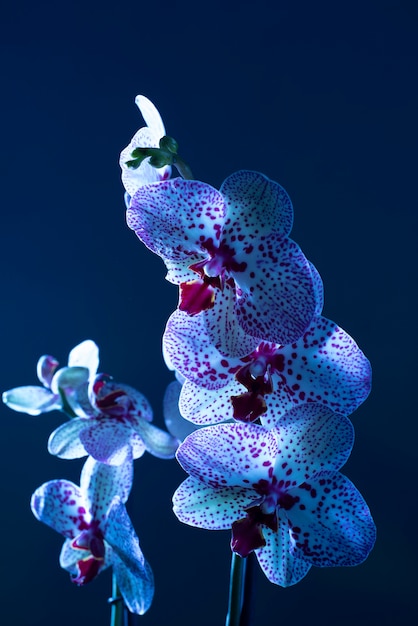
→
(71, 521, 105, 585)
(231, 343, 285, 422)
(179, 239, 247, 316)
(231, 474, 299, 557)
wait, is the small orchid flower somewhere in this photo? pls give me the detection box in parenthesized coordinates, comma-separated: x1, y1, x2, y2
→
(127, 170, 320, 347)
(31, 456, 154, 615)
(120, 95, 171, 201)
(163, 308, 371, 426)
(2, 340, 99, 417)
(48, 374, 179, 465)
(173, 404, 376, 587)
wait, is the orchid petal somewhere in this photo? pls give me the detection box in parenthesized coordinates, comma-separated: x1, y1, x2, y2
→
(2, 385, 60, 415)
(179, 379, 241, 425)
(50, 367, 90, 397)
(176, 422, 277, 488)
(115, 383, 153, 423)
(105, 499, 154, 615)
(31, 480, 90, 538)
(127, 178, 225, 264)
(80, 457, 133, 521)
(36, 355, 59, 387)
(261, 316, 372, 427)
(309, 262, 324, 316)
(173, 477, 255, 529)
(130, 433, 147, 459)
(163, 380, 198, 441)
(48, 419, 91, 459)
(131, 418, 179, 459)
(135, 95, 166, 137)
(271, 405, 354, 486)
(203, 281, 260, 357)
(234, 235, 317, 345)
(287, 471, 376, 567)
(67, 340, 99, 378)
(255, 513, 311, 586)
(220, 170, 293, 240)
(79, 420, 132, 466)
(163, 309, 243, 389)
(164, 255, 201, 284)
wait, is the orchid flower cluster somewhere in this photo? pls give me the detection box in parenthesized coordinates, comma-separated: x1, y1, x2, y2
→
(2, 95, 376, 624)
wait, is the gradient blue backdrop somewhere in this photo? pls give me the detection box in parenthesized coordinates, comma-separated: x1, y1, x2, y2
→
(1, 0, 416, 624)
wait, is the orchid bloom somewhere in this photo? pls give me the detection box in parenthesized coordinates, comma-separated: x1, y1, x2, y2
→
(127, 170, 321, 347)
(2, 340, 99, 417)
(48, 374, 179, 465)
(163, 308, 371, 426)
(31, 456, 154, 615)
(173, 404, 376, 586)
(120, 94, 171, 203)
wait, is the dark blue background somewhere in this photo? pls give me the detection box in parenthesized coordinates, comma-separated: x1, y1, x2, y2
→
(1, 0, 416, 624)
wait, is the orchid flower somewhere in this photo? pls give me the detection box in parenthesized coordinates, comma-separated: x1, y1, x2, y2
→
(2, 340, 99, 417)
(163, 309, 371, 426)
(127, 170, 321, 347)
(173, 404, 376, 587)
(31, 456, 154, 615)
(48, 374, 179, 465)
(120, 94, 171, 203)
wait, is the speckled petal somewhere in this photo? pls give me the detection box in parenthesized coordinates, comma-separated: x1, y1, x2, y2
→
(179, 379, 241, 425)
(163, 309, 243, 389)
(80, 456, 133, 521)
(176, 422, 277, 488)
(271, 405, 354, 486)
(31, 480, 90, 538)
(255, 513, 311, 586)
(261, 316, 372, 427)
(310, 262, 324, 316)
(127, 178, 225, 264)
(234, 235, 317, 344)
(203, 281, 261, 357)
(79, 420, 132, 465)
(105, 499, 154, 615)
(173, 476, 255, 529)
(2, 385, 60, 415)
(48, 418, 91, 459)
(220, 170, 293, 239)
(286, 471, 376, 567)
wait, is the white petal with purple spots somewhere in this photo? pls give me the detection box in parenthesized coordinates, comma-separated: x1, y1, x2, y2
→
(176, 422, 277, 488)
(173, 477, 256, 529)
(286, 471, 376, 567)
(271, 405, 354, 486)
(179, 379, 241, 425)
(255, 512, 312, 586)
(127, 178, 225, 263)
(220, 170, 293, 240)
(31, 480, 90, 539)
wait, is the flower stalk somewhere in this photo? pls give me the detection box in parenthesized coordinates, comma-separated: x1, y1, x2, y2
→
(225, 552, 248, 626)
(109, 575, 129, 626)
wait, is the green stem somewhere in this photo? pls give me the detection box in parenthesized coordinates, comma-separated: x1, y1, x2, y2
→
(225, 553, 247, 626)
(109, 573, 128, 626)
(173, 156, 194, 180)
